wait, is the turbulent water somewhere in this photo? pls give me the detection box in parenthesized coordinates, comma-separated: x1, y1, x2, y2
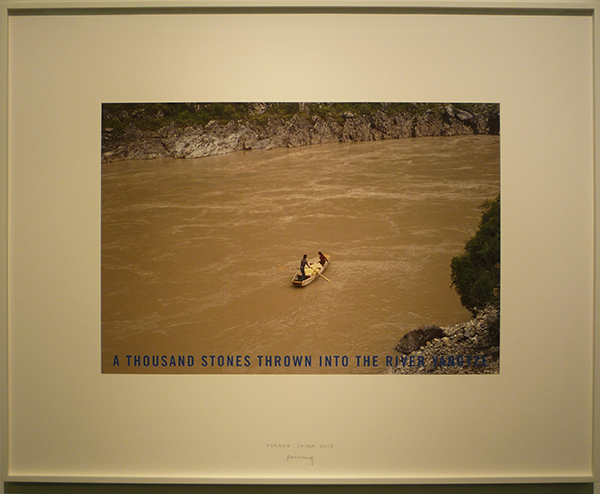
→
(101, 135, 500, 374)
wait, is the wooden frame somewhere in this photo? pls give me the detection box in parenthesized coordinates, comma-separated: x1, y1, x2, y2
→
(0, 0, 597, 488)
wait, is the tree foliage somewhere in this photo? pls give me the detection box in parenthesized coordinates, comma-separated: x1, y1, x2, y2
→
(450, 195, 500, 316)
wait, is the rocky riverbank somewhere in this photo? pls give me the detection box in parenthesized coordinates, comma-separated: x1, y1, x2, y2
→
(101, 103, 500, 163)
(388, 305, 500, 374)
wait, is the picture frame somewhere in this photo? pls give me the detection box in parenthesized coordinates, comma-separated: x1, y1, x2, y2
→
(0, 0, 597, 491)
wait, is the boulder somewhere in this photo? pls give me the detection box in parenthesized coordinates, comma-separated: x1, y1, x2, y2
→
(395, 325, 445, 354)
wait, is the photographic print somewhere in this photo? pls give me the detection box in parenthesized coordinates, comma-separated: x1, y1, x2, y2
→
(101, 102, 500, 375)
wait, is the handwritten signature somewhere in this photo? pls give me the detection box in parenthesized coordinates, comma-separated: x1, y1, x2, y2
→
(287, 455, 314, 466)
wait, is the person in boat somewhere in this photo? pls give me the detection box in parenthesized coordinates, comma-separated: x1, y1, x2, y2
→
(318, 252, 327, 266)
(299, 254, 310, 280)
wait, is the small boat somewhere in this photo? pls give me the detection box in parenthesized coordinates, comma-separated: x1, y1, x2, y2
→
(292, 255, 330, 287)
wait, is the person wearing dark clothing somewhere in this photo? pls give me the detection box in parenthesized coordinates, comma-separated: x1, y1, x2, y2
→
(299, 254, 310, 280)
(318, 251, 327, 266)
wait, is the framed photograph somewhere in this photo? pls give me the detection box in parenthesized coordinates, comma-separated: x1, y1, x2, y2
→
(1, 0, 597, 486)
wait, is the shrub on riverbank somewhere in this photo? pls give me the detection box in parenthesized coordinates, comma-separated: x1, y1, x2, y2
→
(450, 195, 500, 316)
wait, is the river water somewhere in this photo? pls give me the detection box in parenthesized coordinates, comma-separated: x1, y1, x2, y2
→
(101, 135, 500, 374)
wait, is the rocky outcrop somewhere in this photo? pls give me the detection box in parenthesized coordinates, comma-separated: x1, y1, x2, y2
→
(395, 325, 445, 354)
(389, 305, 500, 374)
(102, 103, 500, 163)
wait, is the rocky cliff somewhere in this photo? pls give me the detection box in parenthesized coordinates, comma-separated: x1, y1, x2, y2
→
(102, 103, 499, 163)
(390, 305, 500, 374)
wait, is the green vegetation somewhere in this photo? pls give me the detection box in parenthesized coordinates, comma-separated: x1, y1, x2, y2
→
(450, 195, 500, 316)
(102, 103, 253, 135)
(102, 103, 306, 135)
(102, 102, 499, 136)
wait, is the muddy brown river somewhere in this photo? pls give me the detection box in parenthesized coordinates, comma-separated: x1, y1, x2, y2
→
(101, 135, 500, 374)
